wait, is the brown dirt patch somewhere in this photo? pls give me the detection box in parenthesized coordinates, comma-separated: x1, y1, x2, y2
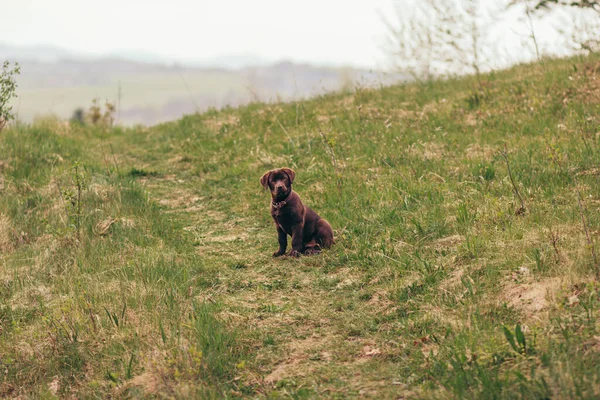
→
(503, 277, 563, 320)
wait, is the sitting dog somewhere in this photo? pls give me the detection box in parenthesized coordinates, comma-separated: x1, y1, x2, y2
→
(260, 168, 334, 257)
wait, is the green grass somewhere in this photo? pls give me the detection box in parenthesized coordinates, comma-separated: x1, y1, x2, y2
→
(2, 54, 600, 398)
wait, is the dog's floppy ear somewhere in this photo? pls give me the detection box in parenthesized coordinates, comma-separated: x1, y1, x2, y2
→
(260, 171, 272, 189)
(282, 168, 296, 184)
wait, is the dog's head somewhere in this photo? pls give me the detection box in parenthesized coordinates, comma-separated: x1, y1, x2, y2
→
(260, 168, 295, 200)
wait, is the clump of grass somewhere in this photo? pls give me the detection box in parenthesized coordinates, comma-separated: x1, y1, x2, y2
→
(128, 167, 158, 177)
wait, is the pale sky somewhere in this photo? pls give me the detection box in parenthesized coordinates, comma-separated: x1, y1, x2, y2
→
(0, 0, 582, 70)
(1, 0, 395, 68)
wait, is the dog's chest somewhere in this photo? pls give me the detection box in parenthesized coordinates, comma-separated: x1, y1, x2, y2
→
(271, 207, 295, 234)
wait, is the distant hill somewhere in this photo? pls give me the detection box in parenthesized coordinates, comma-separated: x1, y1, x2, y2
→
(2, 44, 402, 125)
(1, 43, 70, 63)
(0, 42, 269, 68)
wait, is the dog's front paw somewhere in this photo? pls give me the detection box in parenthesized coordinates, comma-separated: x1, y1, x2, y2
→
(289, 249, 301, 258)
(272, 250, 285, 257)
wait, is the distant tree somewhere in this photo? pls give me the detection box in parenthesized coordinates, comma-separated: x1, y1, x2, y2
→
(382, 0, 502, 80)
(88, 99, 115, 127)
(558, 6, 600, 52)
(511, 0, 600, 53)
(71, 108, 86, 125)
(0, 61, 20, 131)
(461, 0, 486, 77)
(382, 0, 442, 81)
(524, 0, 599, 12)
(436, 0, 503, 79)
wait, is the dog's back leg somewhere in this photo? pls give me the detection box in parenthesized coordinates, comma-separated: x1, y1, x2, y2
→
(315, 219, 334, 248)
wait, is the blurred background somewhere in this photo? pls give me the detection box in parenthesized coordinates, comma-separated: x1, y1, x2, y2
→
(1, 0, 597, 126)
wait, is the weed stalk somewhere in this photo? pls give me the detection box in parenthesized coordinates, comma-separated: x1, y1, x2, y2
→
(500, 146, 525, 215)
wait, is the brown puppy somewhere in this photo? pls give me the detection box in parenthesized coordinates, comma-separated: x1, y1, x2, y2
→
(260, 168, 334, 257)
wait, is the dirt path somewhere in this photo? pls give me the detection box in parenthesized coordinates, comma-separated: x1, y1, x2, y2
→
(137, 173, 403, 397)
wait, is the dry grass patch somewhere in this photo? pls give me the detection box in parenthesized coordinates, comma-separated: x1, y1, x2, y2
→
(573, 61, 600, 103)
(201, 232, 249, 244)
(465, 143, 497, 160)
(407, 141, 446, 161)
(263, 335, 337, 384)
(202, 114, 240, 132)
(440, 266, 467, 292)
(433, 234, 464, 250)
(158, 193, 203, 211)
(248, 148, 291, 170)
(0, 213, 13, 253)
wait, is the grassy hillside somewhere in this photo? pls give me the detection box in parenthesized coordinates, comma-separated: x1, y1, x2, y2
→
(1, 54, 600, 398)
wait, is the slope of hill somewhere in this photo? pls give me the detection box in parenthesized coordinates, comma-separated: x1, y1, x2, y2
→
(1, 54, 600, 398)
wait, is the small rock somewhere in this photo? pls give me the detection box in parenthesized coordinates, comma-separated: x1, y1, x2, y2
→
(518, 267, 530, 276)
(363, 346, 382, 357)
(568, 295, 579, 306)
(48, 377, 60, 396)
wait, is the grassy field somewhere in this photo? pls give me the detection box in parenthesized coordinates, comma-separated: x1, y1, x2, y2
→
(2, 54, 600, 398)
